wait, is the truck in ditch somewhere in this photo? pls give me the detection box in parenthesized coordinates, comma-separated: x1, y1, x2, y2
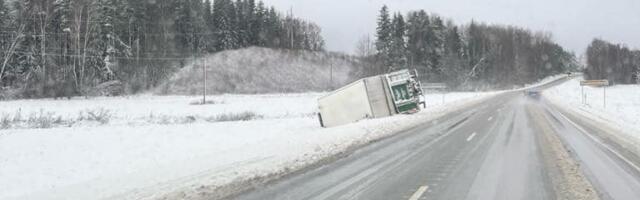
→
(317, 69, 424, 127)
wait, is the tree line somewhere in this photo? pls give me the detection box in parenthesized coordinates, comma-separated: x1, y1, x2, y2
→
(364, 6, 578, 89)
(0, 0, 325, 99)
(585, 39, 640, 84)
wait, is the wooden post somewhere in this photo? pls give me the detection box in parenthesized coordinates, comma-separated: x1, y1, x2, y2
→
(329, 63, 333, 90)
(203, 56, 207, 104)
(581, 86, 584, 105)
(603, 86, 606, 108)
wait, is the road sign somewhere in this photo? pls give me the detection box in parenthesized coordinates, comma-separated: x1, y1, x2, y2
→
(421, 83, 448, 105)
(580, 80, 609, 87)
(579, 79, 609, 108)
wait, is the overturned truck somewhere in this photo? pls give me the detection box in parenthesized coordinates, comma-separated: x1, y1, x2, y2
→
(318, 69, 424, 127)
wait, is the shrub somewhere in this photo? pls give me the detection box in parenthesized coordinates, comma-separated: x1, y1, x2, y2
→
(189, 99, 224, 105)
(27, 110, 54, 129)
(207, 112, 262, 122)
(79, 108, 112, 124)
(1, 114, 10, 129)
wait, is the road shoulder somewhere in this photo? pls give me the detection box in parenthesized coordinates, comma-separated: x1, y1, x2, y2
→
(527, 105, 599, 200)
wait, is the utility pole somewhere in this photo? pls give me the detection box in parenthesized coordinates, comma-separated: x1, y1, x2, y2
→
(603, 86, 606, 108)
(329, 63, 333, 90)
(203, 55, 207, 104)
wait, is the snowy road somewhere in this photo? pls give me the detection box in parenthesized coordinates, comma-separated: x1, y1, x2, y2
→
(234, 78, 640, 200)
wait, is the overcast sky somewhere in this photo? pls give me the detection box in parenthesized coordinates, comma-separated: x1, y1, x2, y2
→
(262, 0, 640, 55)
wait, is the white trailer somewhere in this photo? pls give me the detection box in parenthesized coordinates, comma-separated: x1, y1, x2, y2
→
(318, 70, 423, 127)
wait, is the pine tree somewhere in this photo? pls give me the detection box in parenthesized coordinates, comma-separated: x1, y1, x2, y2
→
(252, 1, 266, 46)
(389, 13, 406, 71)
(375, 5, 392, 71)
(245, 0, 259, 46)
(406, 10, 430, 73)
(213, 0, 238, 51)
(174, 0, 194, 54)
(263, 7, 281, 48)
(427, 15, 445, 76)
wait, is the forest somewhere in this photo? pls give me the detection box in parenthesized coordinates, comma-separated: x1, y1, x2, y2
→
(585, 39, 640, 84)
(363, 6, 579, 89)
(0, 0, 325, 99)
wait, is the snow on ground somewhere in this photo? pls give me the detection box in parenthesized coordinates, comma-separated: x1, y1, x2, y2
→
(544, 77, 640, 140)
(0, 94, 322, 128)
(0, 91, 498, 200)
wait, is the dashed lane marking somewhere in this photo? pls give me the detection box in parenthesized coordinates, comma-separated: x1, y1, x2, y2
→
(488, 116, 493, 121)
(408, 186, 429, 200)
(466, 132, 477, 142)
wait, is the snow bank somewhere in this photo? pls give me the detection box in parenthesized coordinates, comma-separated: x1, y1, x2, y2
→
(543, 77, 640, 140)
(519, 74, 569, 90)
(0, 91, 497, 200)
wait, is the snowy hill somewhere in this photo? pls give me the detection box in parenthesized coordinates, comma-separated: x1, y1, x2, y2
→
(156, 47, 365, 95)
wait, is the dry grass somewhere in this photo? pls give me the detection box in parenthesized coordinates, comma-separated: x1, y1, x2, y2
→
(1, 108, 263, 130)
(0, 108, 114, 130)
(78, 108, 112, 125)
(189, 99, 225, 105)
(206, 112, 262, 122)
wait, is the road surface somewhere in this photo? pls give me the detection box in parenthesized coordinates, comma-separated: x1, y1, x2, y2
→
(234, 78, 640, 200)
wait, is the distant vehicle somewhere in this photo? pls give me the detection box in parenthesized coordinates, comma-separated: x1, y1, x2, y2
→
(525, 90, 541, 100)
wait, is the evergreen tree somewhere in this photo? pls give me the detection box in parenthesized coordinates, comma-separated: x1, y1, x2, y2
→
(427, 15, 445, 76)
(406, 10, 430, 73)
(375, 5, 392, 71)
(174, 0, 195, 54)
(252, 1, 266, 46)
(213, 0, 238, 50)
(389, 13, 406, 71)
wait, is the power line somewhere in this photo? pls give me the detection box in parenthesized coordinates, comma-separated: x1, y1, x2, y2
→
(0, 29, 250, 36)
(1, 49, 193, 61)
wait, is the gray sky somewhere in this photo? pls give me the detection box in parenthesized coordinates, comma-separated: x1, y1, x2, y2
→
(262, 0, 640, 55)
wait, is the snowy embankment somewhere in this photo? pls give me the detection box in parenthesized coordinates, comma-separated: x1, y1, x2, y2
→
(543, 77, 640, 142)
(0, 91, 497, 200)
(520, 74, 568, 90)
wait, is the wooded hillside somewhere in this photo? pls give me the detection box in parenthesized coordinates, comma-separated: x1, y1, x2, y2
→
(585, 39, 640, 84)
(364, 6, 579, 89)
(0, 0, 325, 99)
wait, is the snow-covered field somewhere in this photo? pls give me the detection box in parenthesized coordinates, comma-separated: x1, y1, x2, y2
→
(0, 94, 322, 129)
(0, 91, 498, 200)
(544, 77, 640, 140)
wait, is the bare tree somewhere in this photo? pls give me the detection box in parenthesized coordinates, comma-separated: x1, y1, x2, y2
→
(0, 24, 25, 82)
(355, 34, 375, 58)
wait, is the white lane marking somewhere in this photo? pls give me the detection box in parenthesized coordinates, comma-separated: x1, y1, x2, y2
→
(408, 185, 429, 200)
(466, 132, 477, 142)
(488, 116, 493, 121)
(557, 111, 640, 173)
